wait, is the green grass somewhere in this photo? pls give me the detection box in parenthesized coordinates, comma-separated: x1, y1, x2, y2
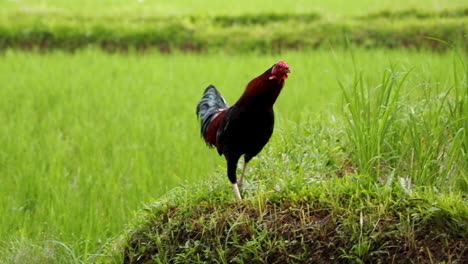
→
(339, 57, 467, 189)
(111, 49, 466, 263)
(0, 48, 466, 262)
(1, 1, 466, 262)
(0, 1, 466, 52)
(1, 0, 467, 16)
(115, 173, 467, 263)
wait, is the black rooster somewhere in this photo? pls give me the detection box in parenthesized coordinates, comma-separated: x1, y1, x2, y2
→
(196, 61, 291, 200)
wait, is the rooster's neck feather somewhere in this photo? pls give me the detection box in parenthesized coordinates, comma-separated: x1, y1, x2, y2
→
(234, 67, 284, 110)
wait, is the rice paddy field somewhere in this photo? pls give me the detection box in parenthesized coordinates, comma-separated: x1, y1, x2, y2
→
(0, 0, 467, 263)
(1, 0, 467, 15)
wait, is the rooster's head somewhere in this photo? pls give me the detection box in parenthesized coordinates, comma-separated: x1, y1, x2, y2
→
(269, 60, 291, 80)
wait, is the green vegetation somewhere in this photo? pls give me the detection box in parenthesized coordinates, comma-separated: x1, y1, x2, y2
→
(105, 49, 466, 263)
(0, 0, 466, 263)
(0, 0, 466, 52)
(0, 48, 466, 263)
(1, 0, 467, 16)
(116, 175, 466, 263)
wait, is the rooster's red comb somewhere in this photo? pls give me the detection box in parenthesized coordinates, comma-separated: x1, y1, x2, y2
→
(276, 60, 290, 69)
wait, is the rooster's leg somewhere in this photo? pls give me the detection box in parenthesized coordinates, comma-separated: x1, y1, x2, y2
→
(227, 154, 242, 200)
(238, 156, 253, 186)
(232, 183, 242, 201)
(238, 161, 249, 186)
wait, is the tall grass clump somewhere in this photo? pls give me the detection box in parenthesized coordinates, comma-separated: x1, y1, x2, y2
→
(396, 50, 467, 191)
(340, 52, 467, 192)
(339, 66, 409, 177)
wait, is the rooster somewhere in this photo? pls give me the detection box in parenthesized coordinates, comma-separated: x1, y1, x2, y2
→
(196, 61, 291, 200)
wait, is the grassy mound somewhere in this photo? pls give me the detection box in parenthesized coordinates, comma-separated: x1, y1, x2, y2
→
(105, 63, 467, 263)
(0, 7, 466, 52)
(113, 181, 466, 263)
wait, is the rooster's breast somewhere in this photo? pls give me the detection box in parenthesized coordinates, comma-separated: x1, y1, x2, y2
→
(218, 107, 274, 157)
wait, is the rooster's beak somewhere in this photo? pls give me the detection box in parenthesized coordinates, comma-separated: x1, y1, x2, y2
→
(286, 68, 291, 73)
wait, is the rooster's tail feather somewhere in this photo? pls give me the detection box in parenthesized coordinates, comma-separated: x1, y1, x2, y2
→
(196, 85, 229, 146)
